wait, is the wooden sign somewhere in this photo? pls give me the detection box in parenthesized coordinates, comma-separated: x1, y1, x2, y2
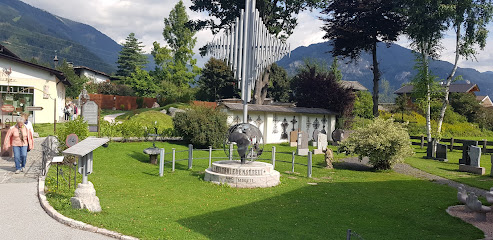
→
(1, 104, 15, 112)
(26, 106, 44, 111)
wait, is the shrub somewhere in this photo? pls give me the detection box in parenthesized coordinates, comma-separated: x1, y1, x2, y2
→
(340, 118, 413, 170)
(56, 116, 89, 148)
(173, 106, 228, 148)
(136, 97, 144, 108)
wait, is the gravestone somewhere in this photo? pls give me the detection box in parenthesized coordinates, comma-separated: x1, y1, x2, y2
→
(313, 133, 328, 155)
(312, 129, 320, 147)
(289, 131, 298, 147)
(425, 140, 436, 159)
(435, 143, 448, 162)
(82, 101, 98, 132)
(459, 144, 485, 175)
(296, 132, 309, 156)
(460, 140, 478, 165)
(468, 146, 481, 167)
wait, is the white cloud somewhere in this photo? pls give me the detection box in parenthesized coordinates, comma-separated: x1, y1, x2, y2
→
(18, 0, 493, 72)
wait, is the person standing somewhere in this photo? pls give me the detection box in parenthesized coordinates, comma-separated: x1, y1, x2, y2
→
(64, 104, 70, 121)
(3, 117, 34, 174)
(21, 112, 34, 137)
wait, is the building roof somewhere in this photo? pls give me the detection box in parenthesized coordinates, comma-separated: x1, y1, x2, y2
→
(73, 66, 111, 78)
(340, 80, 368, 91)
(220, 102, 337, 115)
(394, 83, 479, 94)
(0, 44, 71, 86)
(476, 95, 488, 102)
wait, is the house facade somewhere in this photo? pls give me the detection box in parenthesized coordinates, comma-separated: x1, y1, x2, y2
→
(218, 102, 337, 144)
(0, 44, 70, 124)
(74, 66, 110, 83)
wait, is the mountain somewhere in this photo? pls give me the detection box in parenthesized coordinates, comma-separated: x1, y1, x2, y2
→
(0, 0, 121, 74)
(277, 41, 493, 100)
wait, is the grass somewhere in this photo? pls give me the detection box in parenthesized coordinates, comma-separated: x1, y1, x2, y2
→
(45, 142, 483, 240)
(130, 111, 173, 129)
(100, 109, 127, 116)
(404, 144, 493, 190)
(115, 103, 189, 121)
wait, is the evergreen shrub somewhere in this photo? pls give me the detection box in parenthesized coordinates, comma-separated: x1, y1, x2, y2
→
(173, 106, 228, 148)
(340, 118, 413, 170)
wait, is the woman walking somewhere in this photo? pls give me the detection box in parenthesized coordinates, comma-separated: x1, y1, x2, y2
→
(3, 117, 34, 174)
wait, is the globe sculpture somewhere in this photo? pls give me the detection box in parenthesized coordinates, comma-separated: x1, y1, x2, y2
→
(224, 123, 264, 164)
(204, 123, 279, 188)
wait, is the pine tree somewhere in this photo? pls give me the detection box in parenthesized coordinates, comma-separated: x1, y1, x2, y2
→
(116, 33, 148, 78)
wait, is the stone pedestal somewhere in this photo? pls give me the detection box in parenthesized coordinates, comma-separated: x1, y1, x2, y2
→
(70, 181, 102, 212)
(144, 147, 161, 165)
(204, 161, 280, 188)
(459, 164, 485, 175)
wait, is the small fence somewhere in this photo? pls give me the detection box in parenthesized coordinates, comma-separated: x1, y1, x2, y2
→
(410, 135, 493, 153)
(156, 145, 315, 178)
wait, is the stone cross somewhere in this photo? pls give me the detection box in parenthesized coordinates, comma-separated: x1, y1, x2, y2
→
(207, 0, 290, 123)
(290, 116, 298, 131)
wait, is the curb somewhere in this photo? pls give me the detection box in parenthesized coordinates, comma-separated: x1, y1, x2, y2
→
(37, 166, 139, 240)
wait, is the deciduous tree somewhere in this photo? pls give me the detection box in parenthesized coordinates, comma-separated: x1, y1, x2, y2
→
(196, 58, 239, 101)
(321, 0, 406, 117)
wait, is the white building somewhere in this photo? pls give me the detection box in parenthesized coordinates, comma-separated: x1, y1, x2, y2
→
(0, 44, 70, 124)
(219, 102, 337, 144)
(74, 66, 110, 83)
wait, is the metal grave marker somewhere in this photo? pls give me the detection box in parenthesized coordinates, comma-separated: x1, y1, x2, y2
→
(207, 0, 290, 123)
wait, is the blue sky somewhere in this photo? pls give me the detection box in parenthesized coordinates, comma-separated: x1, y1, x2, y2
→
(19, 0, 493, 73)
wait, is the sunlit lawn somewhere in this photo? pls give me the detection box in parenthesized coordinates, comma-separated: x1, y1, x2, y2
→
(43, 141, 484, 240)
(405, 141, 493, 190)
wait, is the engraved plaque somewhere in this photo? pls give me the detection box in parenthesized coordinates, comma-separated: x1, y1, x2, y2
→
(82, 101, 98, 125)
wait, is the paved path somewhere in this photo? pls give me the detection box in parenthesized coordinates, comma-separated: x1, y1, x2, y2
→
(338, 157, 489, 196)
(0, 137, 112, 240)
(103, 113, 125, 123)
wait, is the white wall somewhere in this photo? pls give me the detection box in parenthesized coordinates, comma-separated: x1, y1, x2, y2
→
(81, 69, 109, 83)
(224, 108, 336, 144)
(0, 58, 66, 123)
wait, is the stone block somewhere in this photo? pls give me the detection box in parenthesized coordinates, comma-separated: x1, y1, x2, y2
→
(459, 164, 485, 175)
(290, 142, 297, 147)
(312, 149, 324, 155)
(71, 181, 101, 212)
(297, 148, 309, 156)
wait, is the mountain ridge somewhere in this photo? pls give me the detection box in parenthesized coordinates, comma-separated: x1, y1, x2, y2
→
(277, 41, 493, 99)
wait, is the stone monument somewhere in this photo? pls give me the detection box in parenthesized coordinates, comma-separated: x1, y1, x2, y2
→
(289, 131, 298, 147)
(312, 129, 320, 147)
(435, 143, 448, 162)
(63, 137, 109, 212)
(205, 123, 280, 188)
(459, 145, 485, 175)
(296, 131, 309, 156)
(313, 133, 328, 155)
(459, 140, 478, 165)
(82, 101, 98, 132)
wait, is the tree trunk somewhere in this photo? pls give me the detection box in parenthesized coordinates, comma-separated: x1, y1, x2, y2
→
(252, 65, 271, 105)
(423, 49, 432, 143)
(437, 25, 461, 139)
(371, 41, 380, 117)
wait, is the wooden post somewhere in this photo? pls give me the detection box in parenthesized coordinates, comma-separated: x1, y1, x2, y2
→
(420, 135, 424, 149)
(450, 137, 454, 152)
(482, 139, 487, 153)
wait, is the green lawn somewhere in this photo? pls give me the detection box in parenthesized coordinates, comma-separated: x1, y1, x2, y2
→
(45, 142, 483, 240)
(404, 144, 493, 190)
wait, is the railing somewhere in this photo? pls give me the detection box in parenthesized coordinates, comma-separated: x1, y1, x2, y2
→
(156, 145, 315, 178)
(410, 135, 493, 153)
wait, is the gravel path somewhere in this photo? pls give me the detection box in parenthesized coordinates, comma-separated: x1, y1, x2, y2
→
(339, 157, 493, 239)
(103, 113, 125, 123)
(0, 137, 113, 240)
